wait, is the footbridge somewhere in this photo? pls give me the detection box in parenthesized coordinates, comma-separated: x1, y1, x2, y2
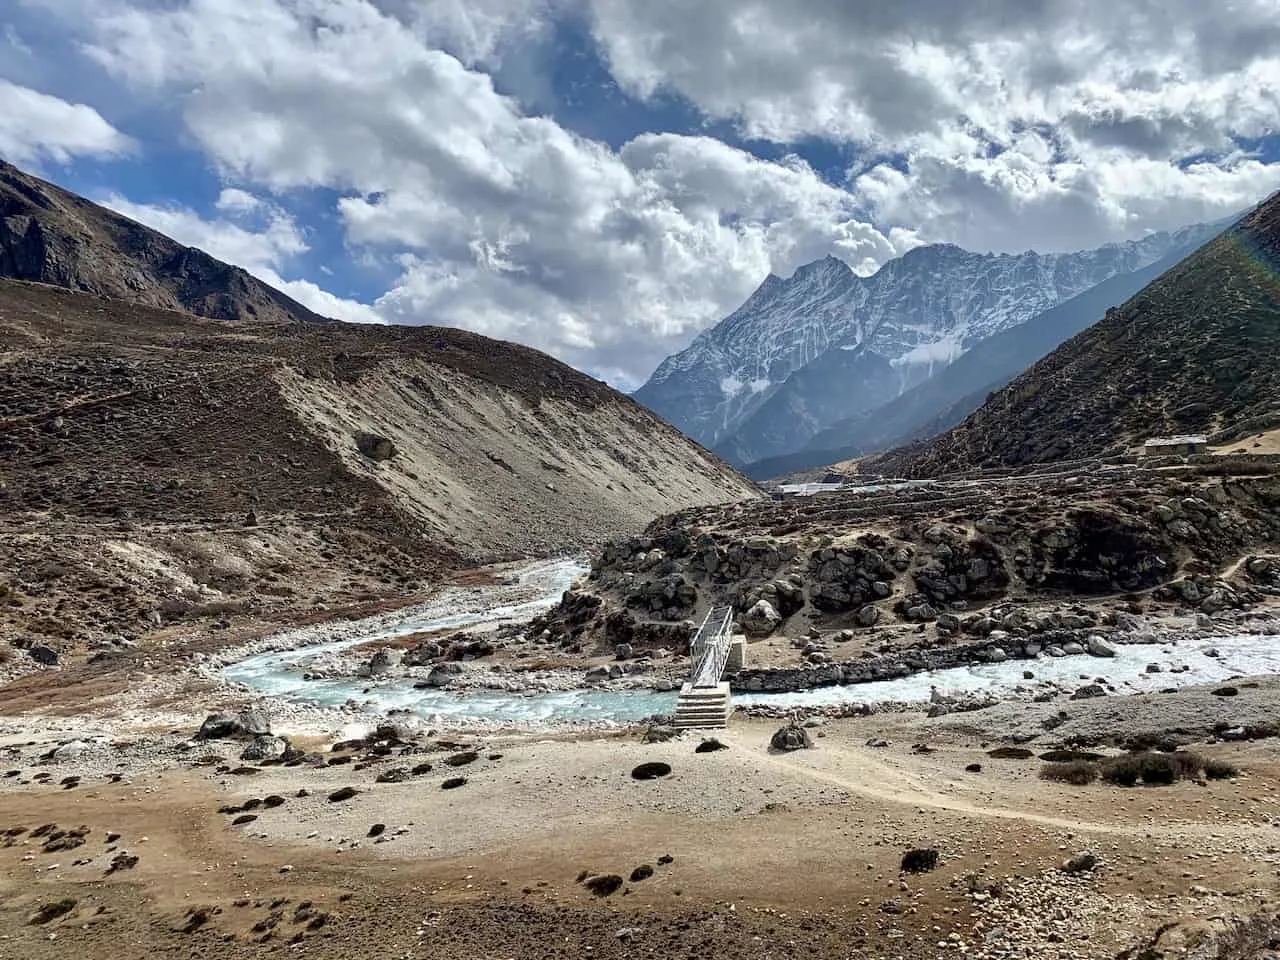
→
(673, 605, 746, 729)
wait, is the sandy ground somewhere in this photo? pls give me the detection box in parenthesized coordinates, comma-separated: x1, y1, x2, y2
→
(1215, 426, 1280, 456)
(1, 692, 1278, 959)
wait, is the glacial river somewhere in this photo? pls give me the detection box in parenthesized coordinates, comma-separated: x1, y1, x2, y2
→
(223, 560, 1280, 725)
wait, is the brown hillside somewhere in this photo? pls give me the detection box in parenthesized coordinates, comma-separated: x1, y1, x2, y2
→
(0, 279, 755, 648)
(0, 159, 327, 325)
(872, 192, 1280, 477)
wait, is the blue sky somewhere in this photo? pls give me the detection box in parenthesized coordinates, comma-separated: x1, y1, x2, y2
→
(3, 0, 1280, 389)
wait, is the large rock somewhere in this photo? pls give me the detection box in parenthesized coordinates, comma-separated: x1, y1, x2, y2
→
(856, 604, 881, 628)
(1086, 635, 1116, 658)
(240, 735, 289, 762)
(366, 648, 404, 677)
(28, 644, 59, 666)
(354, 432, 396, 461)
(52, 739, 90, 762)
(196, 708, 271, 741)
(426, 662, 466, 687)
(742, 599, 783, 637)
(769, 725, 813, 752)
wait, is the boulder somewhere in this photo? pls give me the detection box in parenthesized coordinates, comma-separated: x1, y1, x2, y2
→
(856, 604, 881, 628)
(1086, 636, 1116, 658)
(583, 874, 624, 897)
(1061, 850, 1098, 874)
(614, 643, 634, 660)
(742, 599, 783, 637)
(373, 721, 416, 743)
(240, 735, 288, 762)
(354, 432, 396, 461)
(643, 725, 679, 744)
(366, 648, 404, 677)
(196, 708, 271, 741)
(28, 644, 59, 666)
(769, 725, 813, 752)
(694, 738, 728, 753)
(1070, 684, 1107, 700)
(52, 739, 89, 762)
(426, 662, 466, 687)
(900, 848, 939, 874)
(630, 762, 672, 780)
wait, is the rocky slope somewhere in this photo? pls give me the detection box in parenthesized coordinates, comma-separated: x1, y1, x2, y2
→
(0, 160, 327, 325)
(531, 459, 1280, 676)
(0, 279, 755, 649)
(874, 191, 1280, 478)
(635, 225, 1220, 465)
(747, 236, 1216, 479)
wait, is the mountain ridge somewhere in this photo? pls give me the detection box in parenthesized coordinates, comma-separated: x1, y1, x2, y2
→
(738, 225, 1223, 479)
(0, 158, 328, 326)
(869, 191, 1280, 477)
(636, 222, 1223, 464)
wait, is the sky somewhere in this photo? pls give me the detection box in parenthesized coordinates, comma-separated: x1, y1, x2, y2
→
(3, 1, 1280, 390)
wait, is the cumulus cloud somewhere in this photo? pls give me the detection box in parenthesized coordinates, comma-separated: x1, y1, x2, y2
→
(73, 0, 909, 386)
(102, 191, 383, 324)
(588, 0, 1280, 251)
(0, 79, 134, 166)
(21, 0, 1280, 386)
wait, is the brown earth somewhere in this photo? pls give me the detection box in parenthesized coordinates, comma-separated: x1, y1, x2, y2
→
(1, 708, 1277, 960)
(0, 278, 754, 656)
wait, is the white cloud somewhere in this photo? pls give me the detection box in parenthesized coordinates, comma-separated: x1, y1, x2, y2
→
(103, 192, 307, 275)
(22, 0, 1280, 386)
(0, 79, 134, 166)
(73, 0, 910, 387)
(101, 190, 383, 324)
(587, 0, 1280, 251)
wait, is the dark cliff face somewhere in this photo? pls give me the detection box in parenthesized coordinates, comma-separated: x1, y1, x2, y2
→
(0, 159, 329, 325)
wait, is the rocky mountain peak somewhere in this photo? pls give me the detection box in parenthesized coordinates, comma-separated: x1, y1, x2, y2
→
(0, 159, 327, 326)
(634, 220, 1222, 463)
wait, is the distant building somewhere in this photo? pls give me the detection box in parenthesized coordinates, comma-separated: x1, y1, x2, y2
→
(777, 481, 846, 498)
(1143, 435, 1208, 457)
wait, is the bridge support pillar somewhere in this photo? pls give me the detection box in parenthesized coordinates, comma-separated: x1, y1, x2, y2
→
(726, 634, 747, 672)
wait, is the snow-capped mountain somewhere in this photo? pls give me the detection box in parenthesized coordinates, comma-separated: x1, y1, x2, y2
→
(633, 222, 1221, 463)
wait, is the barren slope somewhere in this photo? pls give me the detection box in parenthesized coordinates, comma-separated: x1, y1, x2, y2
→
(0, 280, 755, 648)
(0, 160, 326, 325)
(872, 191, 1280, 478)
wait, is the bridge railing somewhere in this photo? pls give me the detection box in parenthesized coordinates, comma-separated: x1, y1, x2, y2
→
(690, 606, 734, 688)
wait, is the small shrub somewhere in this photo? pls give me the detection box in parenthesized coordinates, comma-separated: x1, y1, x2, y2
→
(1039, 761, 1099, 785)
(1039, 749, 1104, 763)
(901, 848, 939, 874)
(1100, 755, 1141, 786)
(1119, 734, 1185, 753)
(1203, 759, 1239, 780)
(1138, 754, 1178, 785)
(1100, 751, 1207, 786)
(986, 747, 1034, 760)
(1167, 751, 1205, 780)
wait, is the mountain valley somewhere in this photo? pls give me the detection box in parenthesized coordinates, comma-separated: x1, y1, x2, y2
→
(2, 163, 1280, 960)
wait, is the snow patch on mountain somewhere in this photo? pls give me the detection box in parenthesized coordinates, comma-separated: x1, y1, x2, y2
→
(633, 223, 1219, 455)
